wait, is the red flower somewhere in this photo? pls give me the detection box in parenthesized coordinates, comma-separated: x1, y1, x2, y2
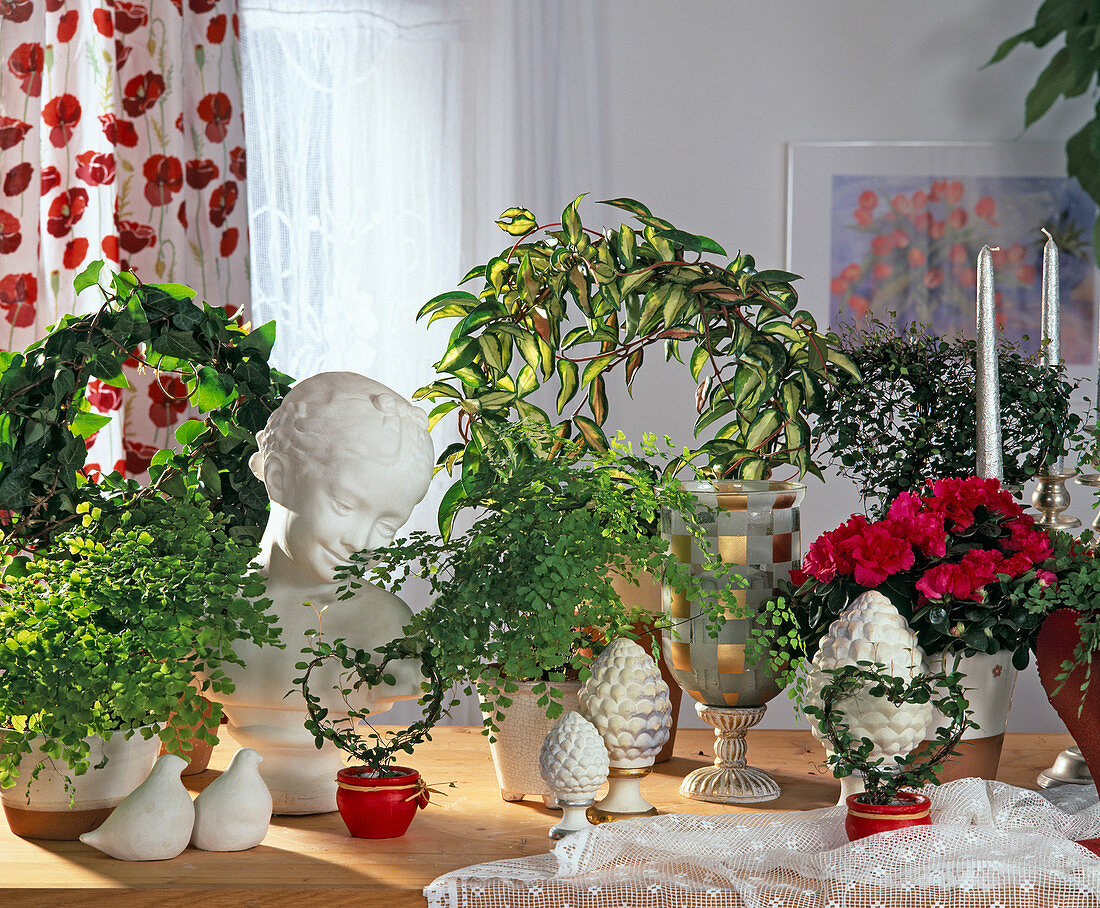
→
(169, 0, 181, 13)
(75, 150, 116, 186)
(0, 273, 37, 328)
(917, 548, 1000, 602)
(853, 208, 873, 227)
(788, 567, 808, 588)
(7, 42, 44, 97)
(913, 211, 931, 233)
(208, 180, 237, 227)
(872, 261, 892, 280)
(947, 208, 968, 230)
(890, 228, 909, 249)
(928, 220, 945, 240)
(40, 165, 61, 194)
(102, 235, 120, 262)
(840, 263, 861, 283)
(124, 438, 158, 475)
(975, 196, 997, 221)
(63, 237, 89, 269)
(923, 268, 944, 289)
(185, 158, 219, 189)
(45, 0, 63, 12)
(858, 190, 878, 210)
(148, 375, 189, 427)
(175, 113, 184, 133)
(92, 8, 113, 37)
(0, 210, 22, 253)
(3, 162, 32, 196)
(143, 154, 183, 206)
(907, 248, 926, 267)
(46, 188, 89, 238)
(870, 234, 892, 257)
(177, 201, 187, 229)
(189, 0, 216, 11)
(197, 92, 232, 143)
(830, 277, 848, 296)
(847, 295, 869, 318)
(114, 2, 148, 33)
(219, 227, 238, 257)
(116, 219, 156, 254)
(207, 13, 226, 43)
(57, 10, 79, 42)
(840, 521, 916, 587)
(86, 378, 123, 412)
(1003, 516, 1053, 564)
(0, 0, 33, 23)
(928, 476, 1020, 532)
(886, 491, 948, 558)
(891, 194, 911, 215)
(122, 71, 165, 117)
(115, 39, 132, 71)
(802, 515, 868, 582)
(99, 113, 139, 147)
(911, 190, 928, 211)
(42, 94, 82, 148)
(229, 146, 246, 180)
(0, 117, 32, 150)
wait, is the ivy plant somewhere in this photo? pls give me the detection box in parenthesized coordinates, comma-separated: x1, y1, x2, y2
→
(338, 424, 750, 738)
(0, 262, 292, 553)
(817, 320, 1079, 516)
(415, 196, 856, 535)
(988, 0, 1100, 264)
(296, 631, 447, 775)
(0, 492, 281, 790)
(804, 662, 976, 804)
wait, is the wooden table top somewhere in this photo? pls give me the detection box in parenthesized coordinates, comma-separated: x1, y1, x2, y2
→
(0, 727, 1077, 907)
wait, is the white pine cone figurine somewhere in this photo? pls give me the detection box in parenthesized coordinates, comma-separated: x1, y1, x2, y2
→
(808, 589, 933, 761)
(579, 637, 672, 768)
(539, 711, 609, 803)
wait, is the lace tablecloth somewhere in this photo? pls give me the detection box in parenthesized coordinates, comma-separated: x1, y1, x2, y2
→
(425, 780, 1100, 908)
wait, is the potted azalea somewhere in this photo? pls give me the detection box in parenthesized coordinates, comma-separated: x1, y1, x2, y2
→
(816, 321, 1079, 516)
(805, 661, 974, 841)
(341, 424, 746, 803)
(766, 476, 1054, 780)
(296, 632, 447, 838)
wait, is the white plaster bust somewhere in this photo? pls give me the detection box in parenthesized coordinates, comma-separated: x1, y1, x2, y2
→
(212, 371, 433, 814)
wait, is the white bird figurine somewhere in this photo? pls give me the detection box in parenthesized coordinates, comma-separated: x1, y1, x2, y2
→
(80, 753, 194, 861)
(191, 747, 272, 851)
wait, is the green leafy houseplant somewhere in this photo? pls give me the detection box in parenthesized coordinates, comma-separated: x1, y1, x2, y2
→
(817, 321, 1080, 516)
(0, 262, 292, 553)
(338, 425, 749, 735)
(0, 492, 281, 789)
(988, 0, 1100, 263)
(804, 662, 975, 804)
(415, 196, 857, 534)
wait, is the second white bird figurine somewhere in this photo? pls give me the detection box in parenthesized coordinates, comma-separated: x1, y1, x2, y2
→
(80, 753, 194, 861)
(192, 747, 272, 851)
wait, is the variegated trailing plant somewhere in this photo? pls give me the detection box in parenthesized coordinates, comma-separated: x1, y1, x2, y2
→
(415, 196, 857, 534)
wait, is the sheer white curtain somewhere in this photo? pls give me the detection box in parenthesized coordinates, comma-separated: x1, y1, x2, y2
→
(240, 0, 606, 723)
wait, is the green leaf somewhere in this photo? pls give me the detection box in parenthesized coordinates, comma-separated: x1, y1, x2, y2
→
(437, 481, 467, 540)
(157, 283, 198, 301)
(99, 371, 133, 390)
(413, 381, 461, 401)
(555, 359, 579, 414)
(496, 206, 538, 236)
(573, 415, 609, 452)
(241, 320, 277, 359)
(73, 260, 105, 294)
(562, 194, 586, 245)
(427, 400, 459, 431)
(437, 337, 478, 374)
(69, 412, 111, 439)
(588, 375, 608, 426)
(195, 366, 234, 412)
(174, 419, 207, 446)
(516, 364, 538, 397)
(598, 197, 653, 218)
(418, 290, 479, 321)
(1025, 46, 1077, 126)
(826, 348, 861, 380)
(581, 354, 614, 386)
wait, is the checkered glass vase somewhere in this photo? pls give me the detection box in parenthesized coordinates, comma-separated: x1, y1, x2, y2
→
(660, 481, 805, 707)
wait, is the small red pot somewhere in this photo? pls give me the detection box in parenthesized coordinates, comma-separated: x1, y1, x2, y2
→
(845, 791, 931, 841)
(335, 765, 428, 839)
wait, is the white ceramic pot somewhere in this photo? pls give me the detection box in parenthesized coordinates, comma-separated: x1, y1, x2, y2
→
(481, 680, 581, 806)
(1, 729, 161, 841)
(926, 650, 1018, 781)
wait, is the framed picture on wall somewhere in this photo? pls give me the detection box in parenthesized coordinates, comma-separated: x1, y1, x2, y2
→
(786, 142, 1098, 364)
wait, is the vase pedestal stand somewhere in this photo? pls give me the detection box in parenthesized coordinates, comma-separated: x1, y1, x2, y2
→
(679, 704, 779, 804)
(1037, 746, 1093, 788)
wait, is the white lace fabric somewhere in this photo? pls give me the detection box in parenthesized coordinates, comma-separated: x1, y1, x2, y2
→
(425, 779, 1100, 907)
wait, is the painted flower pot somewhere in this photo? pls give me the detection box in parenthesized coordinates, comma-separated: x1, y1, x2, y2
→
(1036, 609, 1100, 782)
(845, 791, 931, 841)
(1, 729, 161, 841)
(335, 765, 428, 839)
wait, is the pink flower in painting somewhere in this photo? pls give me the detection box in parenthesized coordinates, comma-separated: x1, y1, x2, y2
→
(907, 247, 925, 267)
(891, 228, 909, 249)
(871, 234, 892, 256)
(847, 295, 869, 318)
(923, 268, 944, 289)
(947, 208, 968, 230)
(1015, 264, 1037, 284)
(872, 261, 892, 280)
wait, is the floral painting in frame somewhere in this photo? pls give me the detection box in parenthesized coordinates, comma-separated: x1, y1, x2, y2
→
(786, 143, 1098, 364)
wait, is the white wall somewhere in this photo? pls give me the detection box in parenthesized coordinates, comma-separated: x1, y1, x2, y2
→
(573, 0, 1095, 734)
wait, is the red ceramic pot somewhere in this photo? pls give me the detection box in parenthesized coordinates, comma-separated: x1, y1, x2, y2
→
(335, 765, 428, 839)
(845, 791, 931, 841)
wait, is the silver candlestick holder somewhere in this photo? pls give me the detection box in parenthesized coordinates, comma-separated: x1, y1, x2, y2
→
(1032, 472, 1081, 531)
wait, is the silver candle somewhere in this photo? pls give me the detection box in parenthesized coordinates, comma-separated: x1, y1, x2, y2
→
(976, 245, 1003, 481)
(1041, 228, 1063, 474)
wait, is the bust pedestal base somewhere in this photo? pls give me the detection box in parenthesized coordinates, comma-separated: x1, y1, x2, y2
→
(679, 703, 780, 804)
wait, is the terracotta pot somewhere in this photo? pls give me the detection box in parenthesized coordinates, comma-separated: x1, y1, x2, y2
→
(159, 697, 221, 775)
(335, 765, 428, 838)
(844, 791, 931, 841)
(1, 730, 161, 841)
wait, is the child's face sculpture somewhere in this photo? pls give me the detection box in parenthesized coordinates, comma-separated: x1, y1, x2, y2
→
(276, 453, 423, 585)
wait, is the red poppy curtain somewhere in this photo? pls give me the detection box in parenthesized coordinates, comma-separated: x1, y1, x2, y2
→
(0, 0, 249, 481)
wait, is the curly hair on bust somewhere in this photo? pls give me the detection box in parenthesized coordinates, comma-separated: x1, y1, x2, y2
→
(252, 372, 432, 483)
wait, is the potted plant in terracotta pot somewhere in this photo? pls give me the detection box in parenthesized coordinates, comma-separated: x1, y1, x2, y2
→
(805, 661, 974, 841)
(296, 632, 448, 839)
(348, 423, 746, 804)
(768, 476, 1055, 781)
(0, 492, 280, 841)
